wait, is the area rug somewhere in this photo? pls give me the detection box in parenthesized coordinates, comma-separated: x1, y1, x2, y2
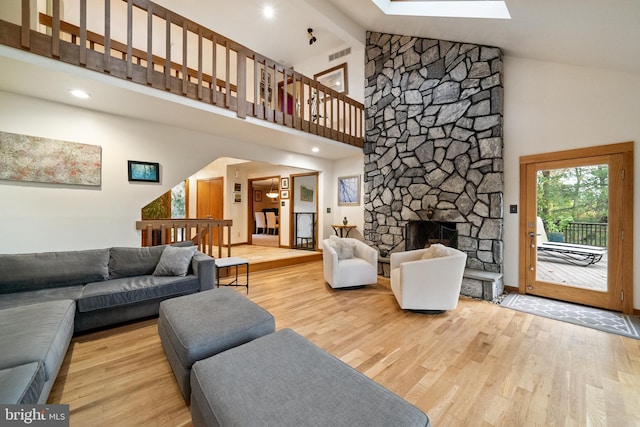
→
(499, 293, 640, 340)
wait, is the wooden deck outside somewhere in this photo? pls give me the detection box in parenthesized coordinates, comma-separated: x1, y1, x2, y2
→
(536, 252, 608, 292)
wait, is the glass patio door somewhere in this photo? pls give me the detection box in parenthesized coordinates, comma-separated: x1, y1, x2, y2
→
(519, 143, 633, 313)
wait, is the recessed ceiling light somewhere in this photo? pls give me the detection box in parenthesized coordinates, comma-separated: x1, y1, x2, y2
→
(70, 89, 90, 99)
(312, 147, 320, 153)
(372, 0, 511, 20)
(263, 5, 274, 19)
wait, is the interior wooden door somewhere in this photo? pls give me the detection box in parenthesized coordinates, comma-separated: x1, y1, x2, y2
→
(197, 178, 223, 219)
(519, 142, 633, 313)
(197, 178, 224, 250)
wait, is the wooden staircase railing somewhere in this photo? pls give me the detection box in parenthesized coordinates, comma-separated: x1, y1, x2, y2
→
(0, 0, 364, 147)
(135, 218, 232, 258)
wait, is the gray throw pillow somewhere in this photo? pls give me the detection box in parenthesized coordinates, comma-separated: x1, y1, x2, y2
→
(153, 246, 197, 276)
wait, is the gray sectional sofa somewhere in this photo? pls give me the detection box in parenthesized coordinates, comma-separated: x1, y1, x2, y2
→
(0, 244, 215, 404)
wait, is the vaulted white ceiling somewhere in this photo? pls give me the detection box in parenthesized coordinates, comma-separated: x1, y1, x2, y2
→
(1, 0, 638, 163)
(156, 0, 640, 74)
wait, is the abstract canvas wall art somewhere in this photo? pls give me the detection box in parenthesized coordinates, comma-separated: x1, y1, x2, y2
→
(0, 131, 101, 186)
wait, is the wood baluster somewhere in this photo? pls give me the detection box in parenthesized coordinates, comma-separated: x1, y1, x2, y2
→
(207, 223, 213, 257)
(52, 0, 60, 57)
(211, 34, 217, 104)
(225, 41, 231, 108)
(126, 0, 133, 78)
(197, 28, 203, 100)
(237, 48, 246, 118)
(253, 55, 259, 116)
(145, 225, 153, 246)
(146, 3, 153, 84)
(21, 0, 30, 48)
(181, 22, 188, 94)
(104, 0, 111, 71)
(165, 14, 171, 89)
(79, 0, 87, 65)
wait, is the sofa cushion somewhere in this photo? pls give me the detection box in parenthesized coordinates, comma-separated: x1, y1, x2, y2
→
(108, 246, 166, 279)
(0, 362, 46, 404)
(0, 285, 84, 311)
(0, 249, 109, 294)
(153, 246, 198, 277)
(0, 300, 75, 383)
(77, 275, 200, 312)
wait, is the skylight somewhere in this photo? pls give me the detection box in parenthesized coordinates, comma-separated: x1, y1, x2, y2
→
(372, 0, 511, 20)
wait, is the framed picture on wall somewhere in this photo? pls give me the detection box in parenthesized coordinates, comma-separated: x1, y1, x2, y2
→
(281, 177, 289, 189)
(128, 160, 160, 183)
(233, 192, 241, 203)
(281, 190, 289, 199)
(255, 190, 262, 202)
(300, 185, 314, 202)
(234, 182, 241, 192)
(314, 63, 348, 95)
(337, 175, 360, 206)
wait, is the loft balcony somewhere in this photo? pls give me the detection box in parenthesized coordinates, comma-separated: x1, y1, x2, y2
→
(0, 0, 364, 148)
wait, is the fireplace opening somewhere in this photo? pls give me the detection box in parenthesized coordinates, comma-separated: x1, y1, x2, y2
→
(405, 221, 458, 251)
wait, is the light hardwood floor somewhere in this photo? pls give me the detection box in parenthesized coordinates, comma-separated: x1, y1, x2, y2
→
(49, 260, 640, 426)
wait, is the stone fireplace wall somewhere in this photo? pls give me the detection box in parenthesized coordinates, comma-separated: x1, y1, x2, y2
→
(364, 32, 504, 273)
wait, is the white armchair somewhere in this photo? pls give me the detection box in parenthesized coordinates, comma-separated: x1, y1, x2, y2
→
(322, 236, 378, 289)
(390, 245, 467, 311)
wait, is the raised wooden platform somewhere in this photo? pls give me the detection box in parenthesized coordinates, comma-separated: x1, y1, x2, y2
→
(210, 244, 322, 277)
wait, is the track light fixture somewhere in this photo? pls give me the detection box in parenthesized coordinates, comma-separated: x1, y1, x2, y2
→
(307, 28, 317, 45)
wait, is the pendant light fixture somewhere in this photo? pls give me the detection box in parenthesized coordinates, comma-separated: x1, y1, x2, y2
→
(266, 179, 279, 199)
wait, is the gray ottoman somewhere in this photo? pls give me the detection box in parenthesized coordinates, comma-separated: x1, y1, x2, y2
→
(158, 288, 275, 401)
(190, 328, 430, 427)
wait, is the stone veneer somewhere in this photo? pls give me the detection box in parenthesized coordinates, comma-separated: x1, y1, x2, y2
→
(364, 31, 504, 274)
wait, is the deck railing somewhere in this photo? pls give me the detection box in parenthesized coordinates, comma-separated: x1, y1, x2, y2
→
(0, 0, 364, 147)
(135, 218, 233, 258)
(563, 222, 608, 248)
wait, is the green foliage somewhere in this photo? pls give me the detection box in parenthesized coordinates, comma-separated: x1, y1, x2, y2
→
(141, 197, 167, 219)
(537, 164, 608, 232)
(171, 182, 186, 218)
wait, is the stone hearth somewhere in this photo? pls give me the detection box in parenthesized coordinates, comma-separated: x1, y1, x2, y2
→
(363, 31, 504, 282)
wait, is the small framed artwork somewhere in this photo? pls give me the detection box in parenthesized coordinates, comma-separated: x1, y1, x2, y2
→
(234, 182, 241, 192)
(281, 177, 289, 189)
(233, 192, 242, 203)
(314, 63, 348, 94)
(300, 186, 314, 202)
(281, 190, 289, 199)
(337, 175, 360, 206)
(128, 160, 160, 183)
(255, 190, 262, 202)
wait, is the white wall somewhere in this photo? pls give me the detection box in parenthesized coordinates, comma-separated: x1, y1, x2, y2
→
(503, 56, 640, 307)
(0, 91, 335, 253)
(331, 154, 365, 240)
(294, 45, 365, 104)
